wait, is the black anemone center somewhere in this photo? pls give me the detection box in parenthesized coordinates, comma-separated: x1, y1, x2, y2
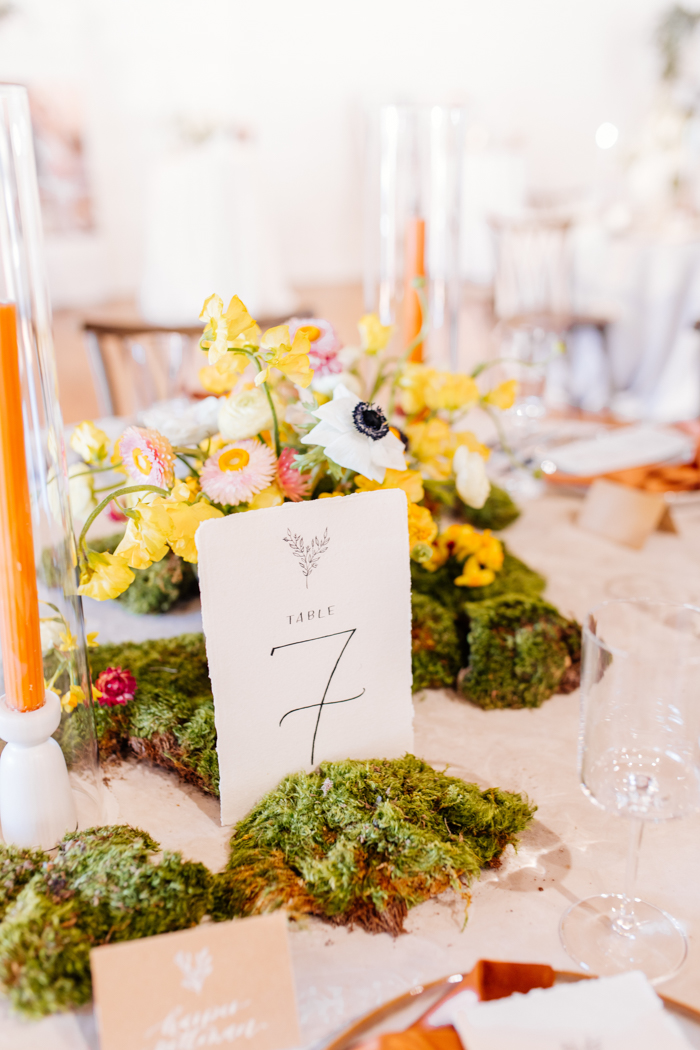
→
(352, 401, 390, 441)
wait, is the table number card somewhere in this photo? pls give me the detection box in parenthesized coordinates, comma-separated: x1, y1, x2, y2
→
(91, 913, 300, 1050)
(197, 489, 414, 824)
(578, 477, 675, 549)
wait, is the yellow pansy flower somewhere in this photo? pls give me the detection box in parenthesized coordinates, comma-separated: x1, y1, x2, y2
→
(163, 499, 224, 563)
(454, 556, 496, 588)
(424, 371, 480, 412)
(114, 501, 171, 570)
(199, 353, 248, 394)
(78, 550, 135, 601)
(396, 364, 437, 415)
(256, 326, 314, 388)
(477, 530, 505, 571)
(70, 421, 110, 464)
(483, 379, 518, 411)
(248, 481, 285, 509)
(358, 313, 393, 355)
(355, 468, 424, 504)
(199, 293, 258, 365)
(61, 684, 86, 713)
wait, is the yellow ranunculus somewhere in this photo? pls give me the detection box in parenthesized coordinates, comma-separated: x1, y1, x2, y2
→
(199, 293, 258, 365)
(256, 326, 314, 388)
(248, 481, 285, 509)
(454, 555, 496, 588)
(70, 421, 110, 464)
(355, 468, 424, 504)
(114, 502, 171, 570)
(424, 371, 480, 413)
(484, 379, 518, 411)
(78, 550, 135, 601)
(163, 499, 224, 563)
(396, 364, 436, 415)
(358, 313, 393, 355)
(199, 353, 247, 394)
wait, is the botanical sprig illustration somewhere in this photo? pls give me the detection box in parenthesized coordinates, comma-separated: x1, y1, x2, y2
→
(174, 947, 213, 995)
(283, 527, 330, 587)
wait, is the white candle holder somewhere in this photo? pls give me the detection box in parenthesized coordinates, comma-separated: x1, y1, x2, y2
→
(0, 691, 77, 849)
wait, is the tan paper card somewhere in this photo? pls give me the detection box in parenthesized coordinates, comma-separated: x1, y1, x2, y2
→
(196, 489, 414, 825)
(577, 478, 672, 549)
(91, 912, 300, 1050)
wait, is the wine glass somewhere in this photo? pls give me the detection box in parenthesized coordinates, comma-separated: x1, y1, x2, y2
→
(560, 599, 700, 983)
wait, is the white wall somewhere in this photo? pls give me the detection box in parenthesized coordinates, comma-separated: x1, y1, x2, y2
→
(0, 0, 674, 303)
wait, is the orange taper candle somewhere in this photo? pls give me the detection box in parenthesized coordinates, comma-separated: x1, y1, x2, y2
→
(0, 302, 44, 711)
(403, 216, 425, 362)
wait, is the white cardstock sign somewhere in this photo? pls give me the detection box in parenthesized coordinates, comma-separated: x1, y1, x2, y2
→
(196, 488, 415, 824)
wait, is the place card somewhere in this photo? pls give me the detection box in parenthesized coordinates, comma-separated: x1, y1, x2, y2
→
(91, 912, 300, 1050)
(196, 489, 414, 824)
(577, 478, 675, 549)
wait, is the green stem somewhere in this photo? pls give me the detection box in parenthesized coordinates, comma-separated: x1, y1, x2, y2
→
(172, 446, 206, 460)
(69, 461, 122, 478)
(175, 453, 199, 473)
(78, 484, 169, 558)
(235, 347, 281, 458)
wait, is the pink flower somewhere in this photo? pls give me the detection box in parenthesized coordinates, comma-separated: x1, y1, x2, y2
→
(200, 438, 276, 506)
(118, 426, 175, 488)
(277, 447, 312, 502)
(95, 666, 137, 707)
(288, 318, 342, 377)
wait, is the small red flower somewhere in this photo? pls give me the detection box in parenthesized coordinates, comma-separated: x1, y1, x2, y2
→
(277, 447, 312, 502)
(94, 666, 137, 707)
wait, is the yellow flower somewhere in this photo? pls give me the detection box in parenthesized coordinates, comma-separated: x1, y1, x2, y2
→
(57, 628, 78, 653)
(70, 421, 110, 464)
(318, 491, 345, 498)
(396, 364, 436, 415)
(87, 632, 99, 647)
(484, 379, 518, 411)
(358, 313, 393, 355)
(425, 523, 486, 571)
(256, 326, 314, 388)
(78, 549, 135, 601)
(61, 684, 86, 713)
(452, 431, 490, 459)
(408, 503, 438, 551)
(424, 371, 480, 413)
(454, 556, 496, 588)
(199, 353, 247, 394)
(199, 293, 258, 365)
(477, 530, 504, 571)
(163, 499, 224, 563)
(114, 501, 171, 570)
(248, 481, 285, 509)
(355, 468, 424, 504)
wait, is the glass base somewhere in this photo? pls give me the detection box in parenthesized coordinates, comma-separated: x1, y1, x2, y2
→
(560, 894, 687, 985)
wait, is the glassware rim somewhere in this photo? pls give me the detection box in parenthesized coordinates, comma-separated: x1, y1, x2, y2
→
(582, 597, 700, 658)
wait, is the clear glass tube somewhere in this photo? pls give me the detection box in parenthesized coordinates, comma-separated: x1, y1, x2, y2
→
(0, 84, 101, 824)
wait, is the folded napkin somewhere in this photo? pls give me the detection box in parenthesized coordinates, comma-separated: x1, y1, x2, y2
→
(451, 971, 691, 1050)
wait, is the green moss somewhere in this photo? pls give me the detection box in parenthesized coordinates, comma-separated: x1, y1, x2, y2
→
(0, 846, 47, 922)
(411, 593, 461, 691)
(0, 825, 211, 1018)
(422, 480, 520, 532)
(411, 546, 546, 614)
(460, 595, 581, 709)
(212, 755, 535, 935)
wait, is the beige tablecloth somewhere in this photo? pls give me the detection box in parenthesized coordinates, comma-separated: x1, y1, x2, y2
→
(3, 492, 700, 1049)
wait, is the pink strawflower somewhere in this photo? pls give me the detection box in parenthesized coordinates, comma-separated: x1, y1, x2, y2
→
(288, 317, 342, 377)
(277, 447, 312, 502)
(95, 666, 137, 707)
(118, 426, 175, 488)
(200, 438, 276, 506)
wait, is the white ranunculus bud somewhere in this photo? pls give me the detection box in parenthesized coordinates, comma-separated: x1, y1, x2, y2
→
(453, 446, 490, 509)
(218, 387, 273, 441)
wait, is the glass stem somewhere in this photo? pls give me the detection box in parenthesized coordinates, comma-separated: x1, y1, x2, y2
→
(618, 818, 644, 932)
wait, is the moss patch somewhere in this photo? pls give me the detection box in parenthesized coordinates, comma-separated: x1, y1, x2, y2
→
(422, 481, 520, 532)
(460, 594, 581, 709)
(212, 754, 535, 935)
(411, 593, 461, 691)
(0, 826, 211, 1018)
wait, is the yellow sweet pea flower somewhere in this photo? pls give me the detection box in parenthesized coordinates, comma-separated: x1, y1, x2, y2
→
(358, 313, 393, 355)
(163, 499, 224, 563)
(199, 353, 247, 394)
(114, 501, 171, 570)
(424, 371, 480, 413)
(61, 684, 86, 713)
(454, 555, 496, 588)
(87, 632, 99, 647)
(255, 326, 314, 388)
(199, 293, 258, 365)
(78, 550, 135, 601)
(248, 481, 285, 509)
(483, 379, 518, 411)
(396, 364, 436, 415)
(57, 628, 78, 653)
(355, 468, 424, 504)
(70, 421, 110, 464)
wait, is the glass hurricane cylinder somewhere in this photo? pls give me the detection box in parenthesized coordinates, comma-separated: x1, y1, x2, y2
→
(0, 84, 100, 847)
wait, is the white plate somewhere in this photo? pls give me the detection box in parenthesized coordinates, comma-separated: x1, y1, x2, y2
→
(548, 425, 695, 477)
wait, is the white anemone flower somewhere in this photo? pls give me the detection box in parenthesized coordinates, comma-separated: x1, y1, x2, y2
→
(453, 446, 490, 508)
(301, 383, 406, 483)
